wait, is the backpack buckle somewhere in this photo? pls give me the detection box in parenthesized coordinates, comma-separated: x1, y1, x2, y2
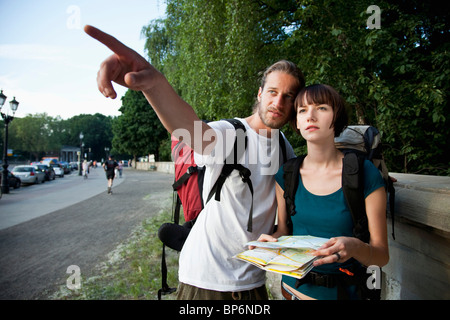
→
(309, 272, 336, 288)
(239, 167, 251, 182)
(186, 166, 197, 175)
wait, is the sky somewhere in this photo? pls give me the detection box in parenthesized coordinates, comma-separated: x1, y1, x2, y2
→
(0, 0, 167, 120)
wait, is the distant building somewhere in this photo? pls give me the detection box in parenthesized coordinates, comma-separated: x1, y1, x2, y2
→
(60, 146, 80, 163)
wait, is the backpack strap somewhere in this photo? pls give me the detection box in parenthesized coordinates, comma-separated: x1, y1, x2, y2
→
(173, 194, 182, 225)
(205, 119, 255, 231)
(282, 156, 305, 235)
(157, 244, 177, 299)
(207, 163, 254, 231)
(387, 176, 396, 240)
(172, 166, 198, 225)
(172, 166, 198, 190)
(282, 153, 370, 242)
(279, 131, 287, 164)
(223, 118, 248, 164)
(283, 156, 305, 217)
(342, 152, 370, 243)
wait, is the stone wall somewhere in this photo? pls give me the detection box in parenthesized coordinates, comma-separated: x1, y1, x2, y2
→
(135, 161, 174, 174)
(382, 173, 449, 300)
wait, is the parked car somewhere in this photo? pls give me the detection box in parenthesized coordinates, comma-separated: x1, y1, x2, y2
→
(11, 165, 46, 184)
(51, 164, 64, 178)
(0, 168, 21, 189)
(34, 164, 55, 181)
(60, 162, 71, 174)
(69, 162, 78, 171)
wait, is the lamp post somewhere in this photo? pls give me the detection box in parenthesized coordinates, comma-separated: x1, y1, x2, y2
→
(0, 90, 19, 194)
(104, 147, 109, 159)
(78, 132, 84, 176)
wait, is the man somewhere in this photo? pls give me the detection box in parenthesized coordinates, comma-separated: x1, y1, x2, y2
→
(102, 155, 118, 194)
(85, 25, 305, 299)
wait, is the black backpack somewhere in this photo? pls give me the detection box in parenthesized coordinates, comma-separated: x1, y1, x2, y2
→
(282, 125, 395, 299)
(157, 118, 288, 299)
(284, 125, 395, 240)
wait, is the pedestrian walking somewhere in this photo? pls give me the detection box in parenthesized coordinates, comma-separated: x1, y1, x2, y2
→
(103, 155, 118, 194)
(118, 161, 123, 178)
(82, 160, 89, 179)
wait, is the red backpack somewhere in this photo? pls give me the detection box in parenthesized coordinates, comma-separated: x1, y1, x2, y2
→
(170, 134, 205, 223)
(169, 118, 254, 226)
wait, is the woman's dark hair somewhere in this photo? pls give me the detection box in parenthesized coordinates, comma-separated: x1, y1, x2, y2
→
(291, 84, 348, 137)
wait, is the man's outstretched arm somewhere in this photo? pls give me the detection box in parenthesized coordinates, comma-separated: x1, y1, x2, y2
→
(84, 25, 213, 152)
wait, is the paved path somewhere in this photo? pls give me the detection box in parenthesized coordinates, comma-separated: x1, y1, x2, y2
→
(0, 167, 125, 230)
(0, 168, 173, 299)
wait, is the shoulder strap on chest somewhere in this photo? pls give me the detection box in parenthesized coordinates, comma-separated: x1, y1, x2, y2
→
(206, 119, 255, 232)
(342, 152, 370, 243)
(283, 156, 305, 217)
(222, 118, 247, 165)
(282, 153, 370, 242)
(279, 131, 287, 164)
(282, 156, 305, 235)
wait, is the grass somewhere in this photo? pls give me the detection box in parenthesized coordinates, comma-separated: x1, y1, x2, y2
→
(52, 209, 181, 300)
(50, 207, 279, 300)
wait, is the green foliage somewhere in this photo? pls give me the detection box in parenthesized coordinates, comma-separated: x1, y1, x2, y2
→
(112, 90, 167, 161)
(143, 0, 296, 120)
(142, 0, 449, 175)
(5, 113, 114, 162)
(7, 113, 55, 161)
(64, 113, 114, 161)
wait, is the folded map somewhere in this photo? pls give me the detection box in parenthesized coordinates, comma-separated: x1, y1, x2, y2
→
(234, 236, 329, 279)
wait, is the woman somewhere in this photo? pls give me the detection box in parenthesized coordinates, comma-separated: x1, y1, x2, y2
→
(258, 84, 389, 300)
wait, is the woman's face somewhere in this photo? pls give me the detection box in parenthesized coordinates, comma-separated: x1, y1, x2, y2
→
(296, 96, 335, 143)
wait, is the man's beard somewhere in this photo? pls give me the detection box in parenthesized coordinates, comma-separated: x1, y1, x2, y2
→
(256, 102, 289, 129)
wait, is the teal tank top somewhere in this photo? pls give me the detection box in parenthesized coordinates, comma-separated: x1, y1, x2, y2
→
(275, 159, 385, 299)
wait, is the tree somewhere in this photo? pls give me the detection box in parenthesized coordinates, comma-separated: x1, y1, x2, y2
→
(112, 89, 167, 162)
(5, 113, 114, 162)
(141, 0, 449, 175)
(142, 0, 296, 119)
(282, 0, 449, 174)
(63, 113, 114, 161)
(8, 113, 55, 161)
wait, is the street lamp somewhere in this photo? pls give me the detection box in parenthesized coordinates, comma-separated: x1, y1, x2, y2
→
(0, 90, 19, 194)
(78, 132, 84, 176)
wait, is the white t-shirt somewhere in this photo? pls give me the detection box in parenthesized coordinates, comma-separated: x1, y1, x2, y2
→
(178, 118, 295, 292)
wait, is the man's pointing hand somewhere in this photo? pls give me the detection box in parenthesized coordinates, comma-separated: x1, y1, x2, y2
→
(84, 25, 160, 99)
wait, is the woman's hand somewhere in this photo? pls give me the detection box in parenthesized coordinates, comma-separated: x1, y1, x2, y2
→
(311, 236, 364, 267)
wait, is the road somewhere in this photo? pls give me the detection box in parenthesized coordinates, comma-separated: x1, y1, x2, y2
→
(0, 168, 173, 300)
(0, 166, 126, 230)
